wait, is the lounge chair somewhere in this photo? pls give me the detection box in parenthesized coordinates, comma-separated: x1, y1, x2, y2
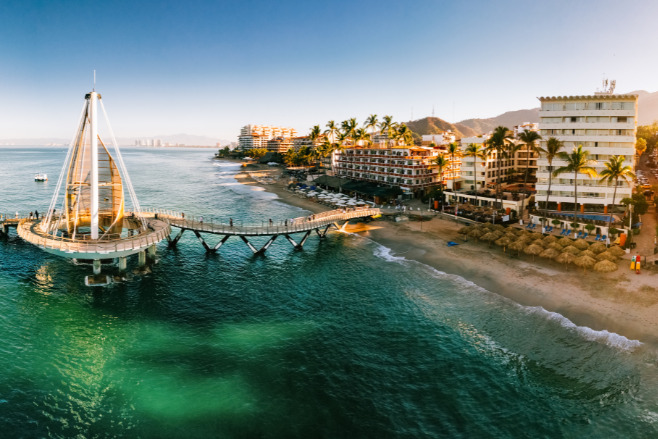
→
(576, 231, 584, 239)
(594, 233, 601, 241)
(601, 235, 607, 242)
(525, 223, 532, 229)
(546, 226, 553, 233)
(560, 229, 568, 236)
(583, 232, 589, 239)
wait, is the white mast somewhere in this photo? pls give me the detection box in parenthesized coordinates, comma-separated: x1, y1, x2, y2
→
(90, 91, 99, 239)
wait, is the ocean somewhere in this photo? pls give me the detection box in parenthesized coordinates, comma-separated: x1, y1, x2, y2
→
(1, 146, 658, 438)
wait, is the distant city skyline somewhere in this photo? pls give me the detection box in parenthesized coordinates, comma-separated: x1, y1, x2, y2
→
(1, 0, 657, 141)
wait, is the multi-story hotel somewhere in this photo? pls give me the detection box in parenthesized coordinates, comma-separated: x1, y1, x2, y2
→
(238, 125, 298, 151)
(334, 146, 443, 195)
(536, 92, 638, 212)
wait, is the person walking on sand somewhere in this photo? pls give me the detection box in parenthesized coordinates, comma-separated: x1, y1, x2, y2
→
(230, 218, 233, 227)
(35, 210, 39, 219)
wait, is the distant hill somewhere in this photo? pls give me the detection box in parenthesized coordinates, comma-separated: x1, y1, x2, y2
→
(457, 108, 539, 136)
(404, 117, 479, 139)
(405, 90, 658, 139)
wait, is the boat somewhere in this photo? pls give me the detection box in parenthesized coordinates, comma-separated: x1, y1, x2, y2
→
(35, 173, 48, 181)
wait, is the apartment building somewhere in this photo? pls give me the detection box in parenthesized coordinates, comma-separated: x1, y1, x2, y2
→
(536, 93, 638, 212)
(238, 125, 298, 151)
(334, 146, 442, 195)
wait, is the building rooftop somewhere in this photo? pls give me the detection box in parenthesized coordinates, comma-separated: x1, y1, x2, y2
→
(538, 94, 638, 101)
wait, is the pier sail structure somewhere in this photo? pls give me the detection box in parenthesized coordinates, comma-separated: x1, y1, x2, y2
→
(18, 90, 170, 278)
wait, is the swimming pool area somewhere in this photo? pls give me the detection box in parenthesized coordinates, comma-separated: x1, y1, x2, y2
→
(551, 212, 617, 222)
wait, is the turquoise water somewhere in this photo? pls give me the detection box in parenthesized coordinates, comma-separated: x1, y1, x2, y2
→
(2, 147, 658, 438)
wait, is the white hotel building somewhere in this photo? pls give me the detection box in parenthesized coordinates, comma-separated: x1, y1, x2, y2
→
(238, 125, 298, 151)
(536, 93, 638, 213)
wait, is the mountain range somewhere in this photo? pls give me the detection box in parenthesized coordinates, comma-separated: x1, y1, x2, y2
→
(405, 89, 658, 138)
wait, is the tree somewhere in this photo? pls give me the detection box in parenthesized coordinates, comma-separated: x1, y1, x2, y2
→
(517, 129, 542, 217)
(447, 142, 461, 182)
(248, 148, 268, 160)
(309, 125, 321, 144)
(463, 143, 486, 204)
(553, 144, 597, 223)
(364, 114, 378, 137)
(395, 124, 413, 146)
(484, 126, 514, 209)
(598, 155, 635, 235)
(537, 137, 564, 220)
(434, 154, 449, 206)
(354, 128, 371, 147)
(378, 115, 394, 146)
(636, 137, 647, 160)
(341, 118, 358, 147)
(325, 120, 339, 144)
(636, 122, 658, 154)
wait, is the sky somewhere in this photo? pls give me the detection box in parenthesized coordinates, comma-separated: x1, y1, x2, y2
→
(1, 0, 657, 142)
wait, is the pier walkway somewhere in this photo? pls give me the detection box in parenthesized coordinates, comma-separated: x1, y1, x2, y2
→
(142, 207, 381, 254)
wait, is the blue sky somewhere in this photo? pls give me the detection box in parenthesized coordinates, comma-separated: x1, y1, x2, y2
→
(1, 0, 657, 142)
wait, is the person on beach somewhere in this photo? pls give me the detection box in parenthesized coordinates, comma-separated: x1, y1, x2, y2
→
(200, 216, 203, 223)
(230, 218, 233, 227)
(35, 210, 39, 219)
(269, 218, 272, 226)
(182, 212, 185, 219)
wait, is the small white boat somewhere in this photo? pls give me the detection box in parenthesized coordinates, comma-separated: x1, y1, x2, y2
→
(35, 173, 48, 182)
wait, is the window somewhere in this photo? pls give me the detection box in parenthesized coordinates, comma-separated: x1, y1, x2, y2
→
(618, 117, 627, 123)
(595, 102, 603, 110)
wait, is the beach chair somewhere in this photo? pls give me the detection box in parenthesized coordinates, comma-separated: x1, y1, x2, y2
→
(595, 233, 601, 241)
(601, 235, 607, 242)
(546, 226, 553, 233)
(576, 231, 583, 239)
(583, 232, 588, 239)
(525, 223, 532, 229)
(560, 228, 567, 236)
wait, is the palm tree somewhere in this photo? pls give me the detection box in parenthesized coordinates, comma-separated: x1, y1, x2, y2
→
(484, 126, 513, 208)
(553, 144, 597, 225)
(447, 142, 461, 181)
(378, 115, 394, 146)
(517, 129, 542, 217)
(537, 137, 564, 220)
(325, 120, 339, 144)
(464, 143, 486, 204)
(434, 154, 449, 206)
(364, 114, 378, 138)
(309, 125, 321, 144)
(396, 124, 413, 146)
(354, 128, 371, 147)
(598, 155, 635, 235)
(341, 118, 358, 147)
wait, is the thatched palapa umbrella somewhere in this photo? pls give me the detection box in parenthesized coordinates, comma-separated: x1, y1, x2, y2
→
(589, 242, 607, 254)
(608, 246, 626, 258)
(562, 245, 581, 255)
(593, 260, 618, 273)
(531, 238, 545, 247)
(540, 247, 560, 260)
(548, 242, 563, 252)
(509, 240, 525, 256)
(558, 238, 574, 247)
(556, 252, 576, 268)
(596, 251, 618, 262)
(481, 232, 498, 247)
(458, 226, 471, 235)
(496, 236, 511, 252)
(574, 255, 596, 271)
(468, 228, 484, 239)
(580, 249, 596, 259)
(524, 244, 543, 261)
(573, 239, 590, 251)
(543, 235, 558, 244)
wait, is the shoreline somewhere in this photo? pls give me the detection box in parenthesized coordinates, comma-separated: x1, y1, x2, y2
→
(231, 161, 658, 346)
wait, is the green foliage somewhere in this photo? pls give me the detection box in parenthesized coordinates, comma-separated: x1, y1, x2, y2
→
(609, 227, 619, 236)
(636, 122, 658, 154)
(632, 193, 649, 215)
(585, 223, 595, 232)
(248, 148, 268, 160)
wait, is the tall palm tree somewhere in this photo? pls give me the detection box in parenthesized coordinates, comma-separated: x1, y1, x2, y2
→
(379, 115, 394, 146)
(325, 120, 339, 144)
(447, 142, 461, 181)
(354, 128, 371, 147)
(484, 126, 513, 208)
(517, 129, 542, 217)
(537, 137, 564, 220)
(464, 143, 486, 205)
(553, 144, 597, 225)
(396, 124, 413, 146)
(598, 155, 635, 235)
(341, 118, 358, 147)
(364, 114, 378, 138)
(434, 154, 449, 206)
(309, 125, 321, 144)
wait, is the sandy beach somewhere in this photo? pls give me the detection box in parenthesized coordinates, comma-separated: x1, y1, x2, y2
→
(232, 161, 658, 345)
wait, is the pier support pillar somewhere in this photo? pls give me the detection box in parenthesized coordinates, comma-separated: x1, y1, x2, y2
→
(93, 259, 101, 275)
(148, 244, 157, 258)
(118, 256, 127, 271)
(138, 250, 146, 266)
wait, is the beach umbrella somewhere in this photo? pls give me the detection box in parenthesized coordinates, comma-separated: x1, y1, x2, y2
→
(542, 235, 558, 244)
(548, 242, 563, 251)
(589, 242, 607, 254)
(492, 224, 506, 232)
(524, 244, 543, 261)
(558, 238, 574, 247)
(562, 245, 581, 255)
(580, 249, 596, 259)
(481, 232, 498, 246)
(458, 226, 471, 235)
(556, 252, 576, 266)
(593, 260, 618, 273)
(596, 251, 618, 262)
(573, 239, 590, 250)
(540, 247, 560, 260)
(509, 240, 525, 256)
(468, 228, 484, 239)
(495, 236, 511, 252)
(574, 255, 596, 271)
(531, 238, 545, 247)
(608, 246, 626, 258)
